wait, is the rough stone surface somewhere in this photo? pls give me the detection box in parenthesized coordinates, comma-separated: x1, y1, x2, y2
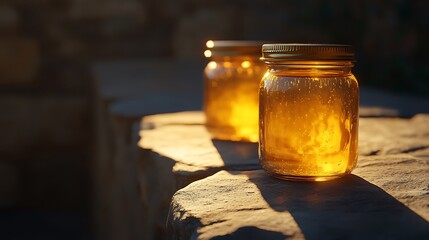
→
(138, 113, 260, 208)
(141, 111, 205, 128)
(141, 124, 259, 172)
(138, 112, 259, 240)
(169, 159, 429, 240)
(353, 154, 429, 221)
(139, 112, 429, 240)
(359, 114, 429, 156)
(138, 131, 259, 239)
(140, 113, 429, 180)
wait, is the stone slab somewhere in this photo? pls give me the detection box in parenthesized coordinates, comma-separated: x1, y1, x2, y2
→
(168, 153, 429, 239)
(140, 124, 259, 172)
(140, 113, 429, 181)
(138, 113, 259, 239)
(139, 112, 429, 240)
(141, 111, 205, 128)
(91, 59, 205, 240)
(139, 112, 429, 184)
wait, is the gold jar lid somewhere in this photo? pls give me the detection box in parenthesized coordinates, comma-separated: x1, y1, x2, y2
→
(204, 40, 265, 58)
(261, 43, 355, 61)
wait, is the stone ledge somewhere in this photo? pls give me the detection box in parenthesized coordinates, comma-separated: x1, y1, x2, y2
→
(139, 111, 429, 240)
(168, 153, 429, 240)
(140, 113, 429, 176)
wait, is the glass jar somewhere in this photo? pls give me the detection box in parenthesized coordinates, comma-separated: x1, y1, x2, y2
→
(203, 40, 266, 142)
(259, 44, 359, 181)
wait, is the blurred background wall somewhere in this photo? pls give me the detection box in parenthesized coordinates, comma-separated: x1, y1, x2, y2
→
(0, 0, 427, 238)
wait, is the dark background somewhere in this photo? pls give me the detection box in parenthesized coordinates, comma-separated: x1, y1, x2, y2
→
(0, 0, 427, 239)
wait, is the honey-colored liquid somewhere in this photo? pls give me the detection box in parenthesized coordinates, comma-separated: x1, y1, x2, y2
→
(204, 60, 266, 142)
(259, 71, 359, 180)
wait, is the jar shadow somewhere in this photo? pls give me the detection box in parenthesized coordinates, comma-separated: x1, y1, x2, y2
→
(211, 139, 259, 170)
(241, 171, 429, 239)
(211, 141, 429, 239)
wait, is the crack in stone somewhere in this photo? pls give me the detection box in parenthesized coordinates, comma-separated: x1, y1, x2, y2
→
(367, 149, 381, 156)
(205, 219, 227, 227)
(363, 146, 429, 156)
(400, 146, 429, 154)
(235, 207, 266, 212)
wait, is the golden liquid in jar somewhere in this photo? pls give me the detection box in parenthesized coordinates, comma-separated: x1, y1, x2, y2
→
(259, 73, 359, 180)
(204, 60, 266, 142)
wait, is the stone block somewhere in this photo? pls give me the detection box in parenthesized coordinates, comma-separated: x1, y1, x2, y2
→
(40, 57, 91, 92)
(0, 5, 19, 34)
(70, 0, 145, 20)
(138, 112, 429, 200)
(138, 112, 260, 240)
(91, 59, 204, 240)
(168, 162, 429, 239)
(0, 37, 40, 85)
(19, 154, 88, 209)
(92, 58, 204, 101)
(0, 160, 18, 207)
(139, 112, 260, 189)
(0, 94, 89, 156)
(139, 111, 429, 239)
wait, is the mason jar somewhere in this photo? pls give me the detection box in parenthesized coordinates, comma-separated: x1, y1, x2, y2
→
(259, 44, 359, 181)
(203, 40, 266, 142)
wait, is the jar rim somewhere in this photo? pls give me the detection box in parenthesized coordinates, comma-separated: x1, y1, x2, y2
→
(261, 43, 355, 62)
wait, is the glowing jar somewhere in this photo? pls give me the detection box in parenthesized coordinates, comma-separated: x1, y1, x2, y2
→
(203, 40, 266, 142)
(259, 44, 359, 181)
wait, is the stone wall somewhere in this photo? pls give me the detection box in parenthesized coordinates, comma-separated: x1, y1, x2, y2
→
(0, 1, 91, 210)
(173, 1, 428, 94)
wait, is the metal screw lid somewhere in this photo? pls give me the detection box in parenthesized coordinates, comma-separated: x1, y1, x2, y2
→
(261, 43, 355, 61)
(204, 40, 265, 58)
